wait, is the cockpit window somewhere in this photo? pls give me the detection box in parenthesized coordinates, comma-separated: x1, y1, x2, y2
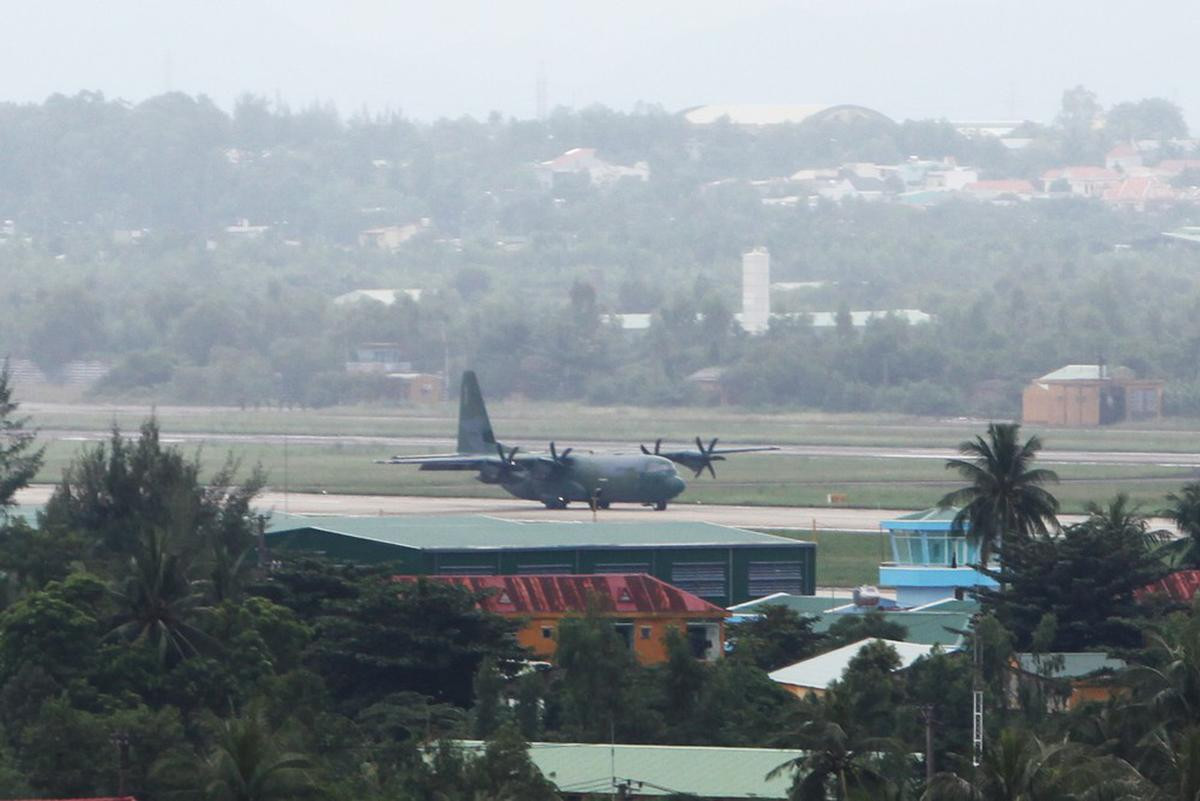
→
(647, 461, 675, 474)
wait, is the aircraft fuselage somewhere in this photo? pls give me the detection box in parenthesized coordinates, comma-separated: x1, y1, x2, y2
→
(486, 452, 687, 508)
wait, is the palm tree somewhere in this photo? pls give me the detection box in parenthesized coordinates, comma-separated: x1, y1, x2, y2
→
(106, 528, 218, 664)
(1083, 494, 1169, 554)
(1160, 483, 1200, 567)
(939, 423, 1060, 567)
(770, 720, 894, 801)
(922, 728, 1143, 801)
(155, 708, 314, 801)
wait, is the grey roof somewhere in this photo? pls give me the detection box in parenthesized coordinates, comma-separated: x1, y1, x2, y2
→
(770, 639, 937, 690)
(1035, 364, 1107, 382)
(266, 513, 811, 551)
(729, 594, 972, 647)
(1015, 652, 1127, 679)
(729, 593, 852, 615)
(455, 740, 803, 799)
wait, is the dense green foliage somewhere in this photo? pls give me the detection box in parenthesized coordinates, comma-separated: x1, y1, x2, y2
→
(0, 90, 1196, 415)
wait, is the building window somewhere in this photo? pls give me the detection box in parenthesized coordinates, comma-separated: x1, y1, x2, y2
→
(640, 626, 652, 640)
(748, 561, 806, 596)
(541, 626, 553, 639)
(670, 563, 727, 599)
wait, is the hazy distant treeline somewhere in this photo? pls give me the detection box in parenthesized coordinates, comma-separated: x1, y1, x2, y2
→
(0, 90, 1197, 416)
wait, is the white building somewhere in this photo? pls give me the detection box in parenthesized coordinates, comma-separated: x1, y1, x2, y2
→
(741, 248, 771, 334)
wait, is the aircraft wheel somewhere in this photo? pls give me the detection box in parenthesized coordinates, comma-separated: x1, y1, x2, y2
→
(543, 498, 568, 510)
(654, 500, 668, 511)
(597, 500, 611, 510)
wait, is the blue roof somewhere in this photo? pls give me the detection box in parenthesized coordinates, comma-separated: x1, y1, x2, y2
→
(883, 507, 967, 532)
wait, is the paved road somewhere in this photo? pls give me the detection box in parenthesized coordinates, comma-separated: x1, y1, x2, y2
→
(17, 485, 1121, 533)
(35, 428, 1200, 469)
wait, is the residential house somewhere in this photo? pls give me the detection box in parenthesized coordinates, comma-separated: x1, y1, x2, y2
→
(1103, 176, 1177, 211)
(1041, 166, 1122, 197)
(1105, 143, 1144, 172)
(1008, 653, 1127, 711)
(535, 147, 649, 189)
(358, 220, 429, 251)
(1022, 364, 1164, 426)
(454, 741, 805, 800)
(769, 638, 938, 698)
(398, 574, 729, 665)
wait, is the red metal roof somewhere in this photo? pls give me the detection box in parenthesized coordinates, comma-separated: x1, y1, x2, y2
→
(1137, 570, 1200, 602)
(395, 574, 727, 617)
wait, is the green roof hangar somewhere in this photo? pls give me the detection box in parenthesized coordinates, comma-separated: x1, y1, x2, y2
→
(265, 514, 816, 607)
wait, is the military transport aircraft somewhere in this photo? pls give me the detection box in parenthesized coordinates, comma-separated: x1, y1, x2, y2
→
(377, 371, 778, 510)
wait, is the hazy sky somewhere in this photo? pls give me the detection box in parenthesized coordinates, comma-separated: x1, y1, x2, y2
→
(5, 0, 1198, 127)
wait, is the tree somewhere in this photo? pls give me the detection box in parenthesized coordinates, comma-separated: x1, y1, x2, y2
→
(471, 655, 504, 739)
(107, 528, 218, 665)
(824, 610, 908, 649)
(553, 609, 637, 740)
(976, 499, 1164, 650)
(155, 708, 314, 801)
(0, 362, 42, 515)
(1106, 98, 1188, 143)
(1161, 483, 1200, 568)
(770, 720, 894, 801)
(730, 604, 824, 671)
(939, 423, 1059, 567)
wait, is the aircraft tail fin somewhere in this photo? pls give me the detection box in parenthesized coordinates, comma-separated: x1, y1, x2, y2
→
(457, 371, 497, 454)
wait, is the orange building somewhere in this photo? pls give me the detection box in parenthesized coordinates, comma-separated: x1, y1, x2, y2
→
(1022, 364, 1163, 427)
(1008, 653, 1126, 711)
(402, 574, 728, 665)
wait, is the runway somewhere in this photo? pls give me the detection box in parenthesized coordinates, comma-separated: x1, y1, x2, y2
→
(14, 485, 1108, 533)
(33, 428, 1200, 468)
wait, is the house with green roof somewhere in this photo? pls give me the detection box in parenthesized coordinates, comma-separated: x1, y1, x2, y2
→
(453, 740, 804, 799)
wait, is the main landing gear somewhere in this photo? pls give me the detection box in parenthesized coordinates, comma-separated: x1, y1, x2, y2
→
(654, 500, 668, 511)
(542, 497, 569, 510)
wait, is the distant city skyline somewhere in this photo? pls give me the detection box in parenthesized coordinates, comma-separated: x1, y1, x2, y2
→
(3, 0, 1197, 128)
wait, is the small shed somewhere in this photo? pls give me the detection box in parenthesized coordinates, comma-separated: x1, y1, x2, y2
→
(1022, 364, 1163, 426)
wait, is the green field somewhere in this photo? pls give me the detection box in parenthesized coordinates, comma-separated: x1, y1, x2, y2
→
(760, 529, 885, 588)
(30, 438, 1197, 514)
(23, 399, 1200, 453)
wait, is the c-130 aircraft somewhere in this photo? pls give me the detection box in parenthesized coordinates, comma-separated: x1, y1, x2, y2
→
(378, 371, 778, 510)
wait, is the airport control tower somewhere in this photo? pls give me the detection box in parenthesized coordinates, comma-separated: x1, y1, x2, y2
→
(741, 247, 770, 333)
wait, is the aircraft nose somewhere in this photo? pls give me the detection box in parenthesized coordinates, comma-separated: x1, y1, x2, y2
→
(667, 476, 686, 497)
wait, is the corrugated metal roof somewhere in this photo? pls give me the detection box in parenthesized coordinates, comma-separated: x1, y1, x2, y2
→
(266, 513, 808, 551)
(404, 574, 726, 616)
(728, 593, 852, 615)
(1015, 653, 1126, 679)
(769, 639, 937, 690)
(454, 741, 803, 799)
(1036, 364, 1106, 382)
(1136, 570, 1200, 602)
(891, 507, 960, 523)
(909, 597, 981, 614)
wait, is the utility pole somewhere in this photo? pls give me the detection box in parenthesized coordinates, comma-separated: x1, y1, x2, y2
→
(972, 619, 984, 767)
(111, 730, 130, 796)
(920, 704, 936, 783)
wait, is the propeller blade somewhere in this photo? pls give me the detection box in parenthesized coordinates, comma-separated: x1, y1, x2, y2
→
(655, 438, 662, 454)
(707, 461, 717, 479)
(560, 447, 572, 460)
(695, 436, 705, 454)
(640, 444, 650, 455)
(549, 441, 557, 460)
(708, 437, 719, 454)
(508, 446, 519, 462)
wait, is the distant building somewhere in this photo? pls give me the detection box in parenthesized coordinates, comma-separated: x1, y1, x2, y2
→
(332, 288, 423, 306)
(808, 309, 933, 329)
(1105, 143, 1143, 172)
(730, 592, 975, 646)
(1008, 653, 1126, 712)
(1102, 176, 1177, 211)
(358, 220, 429, 251)
(741, 248, 771, 334)
(401, 573, 728, 664)
(1022, 364, 1164, 427)
(535, 147, 649, 189)
(768, 638, 938, 698)
(685, 367, 728, 404)
(225, 218, 270, 238)
(346, 343, 408, 374)
(1041, 167, 1122, 197)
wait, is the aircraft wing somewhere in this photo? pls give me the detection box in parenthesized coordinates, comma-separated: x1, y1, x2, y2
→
(708, 446, 781, 455)
(375, 453, 503, 471)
